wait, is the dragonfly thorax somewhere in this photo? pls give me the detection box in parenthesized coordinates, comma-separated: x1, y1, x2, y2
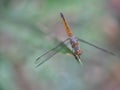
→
(70, 36, 78, 43)
(70, 36, 82, 56)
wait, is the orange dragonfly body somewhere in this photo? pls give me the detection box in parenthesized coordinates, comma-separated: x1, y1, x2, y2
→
(35, 13, 115, 67)
(60, 13, 82, 63)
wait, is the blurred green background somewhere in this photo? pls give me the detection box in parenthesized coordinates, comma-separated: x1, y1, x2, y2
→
(0, 0, 120, 90)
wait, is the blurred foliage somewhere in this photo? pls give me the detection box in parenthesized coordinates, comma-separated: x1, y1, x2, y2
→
(0, 0, 120, 90)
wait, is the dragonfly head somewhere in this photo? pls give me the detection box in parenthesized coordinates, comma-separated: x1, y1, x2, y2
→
(75, 49, 82, 56)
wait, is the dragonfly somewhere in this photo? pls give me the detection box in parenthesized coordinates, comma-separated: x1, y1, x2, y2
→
(35, 13, 115, 67)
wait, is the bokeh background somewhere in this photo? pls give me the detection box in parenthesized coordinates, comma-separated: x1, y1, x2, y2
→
(0, 0, 120, 90)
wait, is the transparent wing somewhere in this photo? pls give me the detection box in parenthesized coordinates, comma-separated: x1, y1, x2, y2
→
(78, 38, 115, 56)
(35, 38, 70, 67)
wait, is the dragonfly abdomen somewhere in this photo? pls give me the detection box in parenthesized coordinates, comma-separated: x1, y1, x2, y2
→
(60, 13, 73, 37)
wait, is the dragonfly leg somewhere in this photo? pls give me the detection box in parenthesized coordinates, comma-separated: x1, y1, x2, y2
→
(74, 54, 83, 65)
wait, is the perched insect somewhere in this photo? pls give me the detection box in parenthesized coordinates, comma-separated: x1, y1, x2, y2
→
(35, 13, 115, 67)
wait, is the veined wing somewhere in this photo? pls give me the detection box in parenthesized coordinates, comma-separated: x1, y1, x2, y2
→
(35, 38, 70, 67)
(78, 38, 115, 55)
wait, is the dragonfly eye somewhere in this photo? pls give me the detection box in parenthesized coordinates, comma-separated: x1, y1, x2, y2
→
(76, 50, 82, 55)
